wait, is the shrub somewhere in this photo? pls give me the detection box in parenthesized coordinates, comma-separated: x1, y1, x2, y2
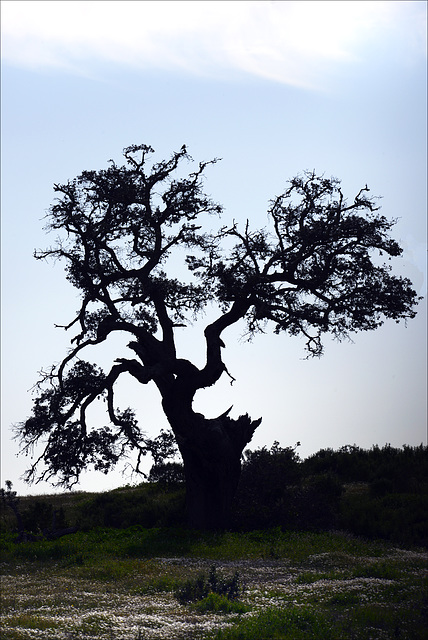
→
(233, 442, 301, 530)
(77, 484, 185, 529)
(175, 564, 243, 604)
(148, 462, 185, 485)
(303, 444, 428, 491)
(292, 473, 343, 531)
(340, 491, 428, 547)
(234, 443, 342, 532)
(194, 592, 249, 614)
(234, 443, 427, 545)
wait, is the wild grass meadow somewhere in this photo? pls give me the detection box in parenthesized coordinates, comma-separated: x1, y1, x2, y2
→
(1, 445, 427, 639)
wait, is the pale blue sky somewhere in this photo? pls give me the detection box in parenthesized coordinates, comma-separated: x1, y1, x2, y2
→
(1, 1, 427, 495)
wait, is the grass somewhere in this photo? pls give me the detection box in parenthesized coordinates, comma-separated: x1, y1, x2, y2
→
(211, 606, 332, 640)
(5, 612, 62, 630)
(1, 526, 427, 639)
(1, 526, 392, 567)
(194, 593, 250, 614)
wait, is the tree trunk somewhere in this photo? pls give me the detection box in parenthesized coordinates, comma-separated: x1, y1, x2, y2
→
(167, 409, 261, 530)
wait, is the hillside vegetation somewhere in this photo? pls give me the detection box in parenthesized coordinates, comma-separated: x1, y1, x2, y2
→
(2, 444, 427, 547)
(1, 445, 427, 640)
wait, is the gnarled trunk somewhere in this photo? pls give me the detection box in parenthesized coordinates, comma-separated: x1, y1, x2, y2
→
(166, 406, 261, 530)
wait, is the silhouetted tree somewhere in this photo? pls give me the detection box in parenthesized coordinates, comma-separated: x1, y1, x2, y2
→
(15, 144, 420, 529)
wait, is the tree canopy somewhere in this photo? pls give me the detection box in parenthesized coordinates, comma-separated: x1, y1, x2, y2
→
(15, 144, 420, 526)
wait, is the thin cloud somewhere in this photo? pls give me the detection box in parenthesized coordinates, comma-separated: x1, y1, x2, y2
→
(1, 1, 425, 88)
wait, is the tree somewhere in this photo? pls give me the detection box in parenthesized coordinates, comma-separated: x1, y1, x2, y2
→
(15, 144, 420, 529)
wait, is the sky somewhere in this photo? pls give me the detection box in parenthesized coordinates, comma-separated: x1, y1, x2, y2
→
(1, 1, 427, 496)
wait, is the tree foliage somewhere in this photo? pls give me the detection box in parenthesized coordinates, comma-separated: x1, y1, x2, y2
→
(15, 144, 419, 501)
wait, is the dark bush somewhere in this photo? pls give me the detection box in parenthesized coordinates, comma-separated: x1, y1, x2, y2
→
(233, 442, 342, 532)
(148, 462, 185, 485)
(370, 477, 394, 498)
(21, 501, 67, 534)
(292, 473, 343, 531)
(77, 484, 185, 530)
(233, 443, 427, 543)
(302, 444, 428, 490)
(233, 442, 301, 530)
(175, 565, 243, 604)
(340, 490, 428, 547)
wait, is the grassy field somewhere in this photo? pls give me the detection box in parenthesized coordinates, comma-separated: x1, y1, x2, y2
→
(1, 526, 427, 639)
(2, 446, 427, 638)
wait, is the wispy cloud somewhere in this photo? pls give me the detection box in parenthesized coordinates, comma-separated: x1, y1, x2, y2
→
(1, 1, 426, 88)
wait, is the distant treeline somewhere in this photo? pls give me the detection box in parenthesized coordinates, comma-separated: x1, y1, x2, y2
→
(1, 444, 427, 548)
